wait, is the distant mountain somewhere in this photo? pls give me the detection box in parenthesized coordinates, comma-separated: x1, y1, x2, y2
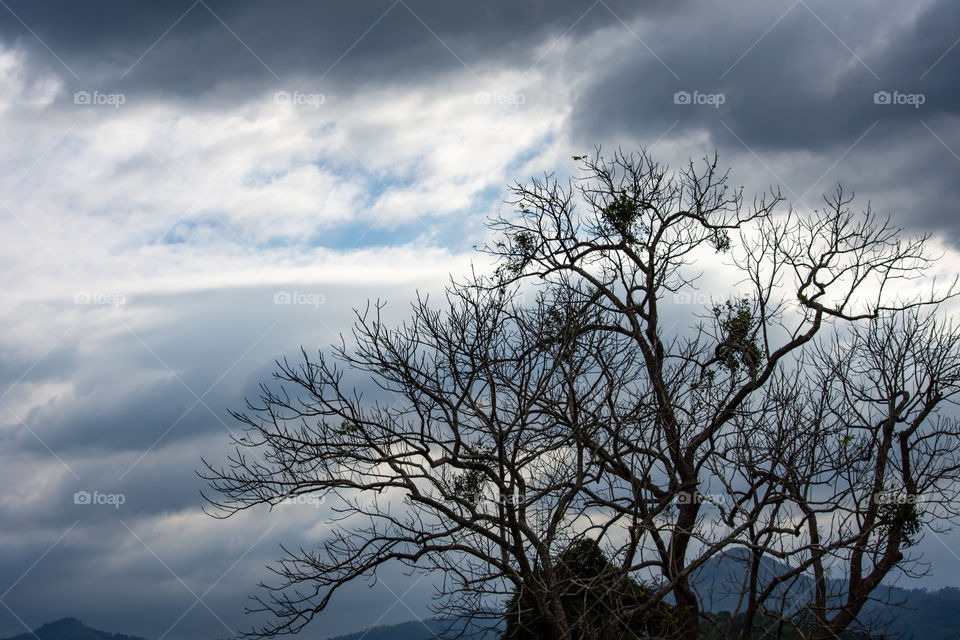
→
(324, 616, 500, 640)
(692, 549, 960, 639)
(692, 547, 806, 614)
(12, 582, 960, 640)
(323, 617, 446, 640)
(882, 586, 960, 640)
(0, 618, 146, 640)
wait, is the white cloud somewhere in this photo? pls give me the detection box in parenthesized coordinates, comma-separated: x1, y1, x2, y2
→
(0, 49, 576, 315)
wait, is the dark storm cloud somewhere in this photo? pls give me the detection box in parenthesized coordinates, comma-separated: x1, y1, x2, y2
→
(567, 0, 960, 238)
(0, 0, 675, 97)
(572, 0, 960, 149)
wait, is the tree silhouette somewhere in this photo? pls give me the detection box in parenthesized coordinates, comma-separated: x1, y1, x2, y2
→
(203, 148, 958, 640)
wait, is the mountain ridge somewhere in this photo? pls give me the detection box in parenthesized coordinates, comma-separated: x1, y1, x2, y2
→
(0, 618, 147, 640)
(9, 576, 960, 640)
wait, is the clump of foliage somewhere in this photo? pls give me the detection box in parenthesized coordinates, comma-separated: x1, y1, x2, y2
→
(450, 468, 487, 507)
(495, 230, 537, 279)
(710, 229, 732, 252)
(447, 442, 495, 508)
(710, 298, 762, 376)
(599, 189, 642, 244)
(877, 496, 923, 548)
(502, 539, 676, 639)
(334, 420, 360, 435)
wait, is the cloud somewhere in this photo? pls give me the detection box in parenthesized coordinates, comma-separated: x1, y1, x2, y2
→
(0, 282, 455, 639)
(0, 1, 677, 97)
(568, 0, 960, 238)
(1, 2, 960, 639)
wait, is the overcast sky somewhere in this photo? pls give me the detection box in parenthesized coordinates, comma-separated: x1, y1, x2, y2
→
(1, 1, 959, 639)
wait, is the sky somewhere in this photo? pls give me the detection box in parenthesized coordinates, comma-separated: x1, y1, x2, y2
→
(1, 1, 959, 639)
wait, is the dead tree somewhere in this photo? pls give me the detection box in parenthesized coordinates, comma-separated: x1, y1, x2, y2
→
(485, 148, 956, 640)
(205, 147, 956, 640)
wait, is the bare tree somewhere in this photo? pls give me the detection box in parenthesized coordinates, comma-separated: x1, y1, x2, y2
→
(202, 281, 675, 639)
(485, 149, 956, 639)
(204, 148, 957, 640)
